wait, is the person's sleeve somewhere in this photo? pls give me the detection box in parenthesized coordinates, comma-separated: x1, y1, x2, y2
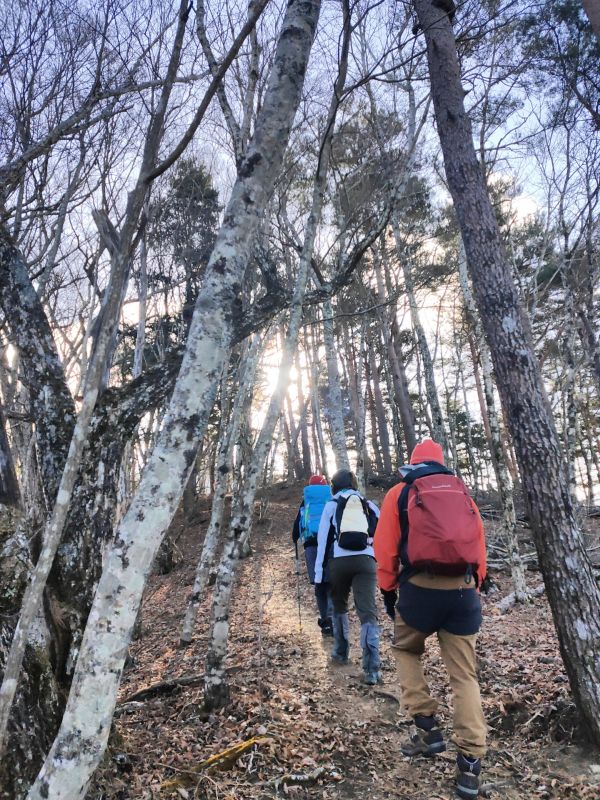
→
(292, 503, 303, 544)
(373, 487, 402, 591)
(314, 501, 334, 584)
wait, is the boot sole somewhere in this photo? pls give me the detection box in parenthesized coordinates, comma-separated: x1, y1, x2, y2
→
(455, 777, 480, 799)
(456, 786, 479, 799)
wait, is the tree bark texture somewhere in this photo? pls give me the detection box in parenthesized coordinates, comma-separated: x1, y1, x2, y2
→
(0, 242, 132, 757)
(392, 219, 449, 457)
(0, 224, 75, 500)
(414, 0, 600, 745)
(203, 13, 348, 706)
(27, 3, 321, 795)
(179, 335, 262, 646)
(0, 407, 20, 508)
(457, 242, 527, 599)
(322, 297, 350, 470)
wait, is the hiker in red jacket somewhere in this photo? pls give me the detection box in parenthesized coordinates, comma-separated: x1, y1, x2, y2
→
(374, 439, 487, 800)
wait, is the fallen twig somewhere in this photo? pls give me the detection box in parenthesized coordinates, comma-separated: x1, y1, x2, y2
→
(120, 674, 205, 703)
(273, 766, 326, 792)
(161, 736, 273, 790)
(495, 582, 545, 614)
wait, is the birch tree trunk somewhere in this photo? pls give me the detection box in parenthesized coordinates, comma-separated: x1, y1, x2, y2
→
(322, 298, 350, 469)
(414, 0, 600, 744)
(0, 224, 75, 500)
(179, 335, 262, 646)
(457, 241, 527, 599)
(203, 10, 350, 707)
(0, 407, 20, 508)
(0, 245, 131, 756)
(26, 3, 321, 795)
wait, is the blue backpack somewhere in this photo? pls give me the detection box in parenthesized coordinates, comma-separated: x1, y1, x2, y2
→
(300, 484, 332, 544)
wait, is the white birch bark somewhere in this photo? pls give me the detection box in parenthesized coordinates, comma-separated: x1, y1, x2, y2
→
(203, 12, 350, 706)
(0, 0, 200, 748)
(132, 203, 149, 380)
(310, 358, 329, 478)
(179, 334, 262, 646)
(322, 297, 350, 469)
(26, 3, 321, 795)
(0, 249, 131, 757)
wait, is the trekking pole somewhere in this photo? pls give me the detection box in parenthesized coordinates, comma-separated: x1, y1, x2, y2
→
(294, 542, 303, 631)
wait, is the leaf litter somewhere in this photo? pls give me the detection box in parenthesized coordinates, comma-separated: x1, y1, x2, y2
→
(92, 487, 600, 800)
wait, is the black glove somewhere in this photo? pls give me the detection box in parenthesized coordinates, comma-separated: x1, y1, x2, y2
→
(479, 575, 492, 594)
(380, 588, 397, 619)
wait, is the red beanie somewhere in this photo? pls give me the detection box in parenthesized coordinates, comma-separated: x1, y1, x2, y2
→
(308, 475, 327, 485)
(410, 439, 444, 465)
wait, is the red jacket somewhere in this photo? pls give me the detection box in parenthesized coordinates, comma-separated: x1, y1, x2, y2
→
(374, 440, 487, 591)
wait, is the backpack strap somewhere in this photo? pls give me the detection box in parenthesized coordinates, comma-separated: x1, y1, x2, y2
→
(402, 462, 454, 485)
(333, 495, 346, 540)
(323, 498, 338, 568)
(398, 484, 412, 569)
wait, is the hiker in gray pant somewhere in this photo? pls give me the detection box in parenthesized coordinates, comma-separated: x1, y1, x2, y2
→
(314, 469, 381, 685)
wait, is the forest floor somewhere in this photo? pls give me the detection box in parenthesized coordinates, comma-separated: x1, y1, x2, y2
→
(93, 484, 600, 800)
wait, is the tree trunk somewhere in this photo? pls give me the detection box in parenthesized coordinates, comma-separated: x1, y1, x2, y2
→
(308, 326, 329, 478)
(393, 226, 449, 456)
(582, 0, 600, 41)
(373, 249, 417, 456)
(203, 9, 349, 707)
(458, 242, 527, 598)
(366, 366, 385, 475)
(455, 338, 480, 489)
(179, 335, 262, 646)
(369, 342, 393, 473)
(0, 224, 75, 499)
(0, 243, 132, 755)
(295, 350, 312, 478)
(27, 3, 322, 795)
(414, 0, 600, 744)
(0, 407, 20, 508)
(322, 297, 350, 469)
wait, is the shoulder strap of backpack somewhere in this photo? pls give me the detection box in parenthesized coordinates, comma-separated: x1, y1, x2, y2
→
(397, 484, 412, 568)
(402, 462, 454, 485)
(323, 501, 337, 566)
(334, 495, 348, 537)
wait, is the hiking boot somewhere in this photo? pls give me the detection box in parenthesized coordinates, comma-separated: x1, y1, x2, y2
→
(330, 652, 350, 665)
(318, 617, 333, 636)
(401, 714, 446, 757)
(455, 753, 481, 799)
(331, 612, 349, 662)
(362, 670, 382, 685)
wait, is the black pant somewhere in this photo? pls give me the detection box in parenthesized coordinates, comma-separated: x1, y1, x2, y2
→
(329, 555, 378, 624)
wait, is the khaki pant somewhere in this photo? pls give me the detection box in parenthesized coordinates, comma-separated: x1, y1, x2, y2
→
(392, 613, 487, 758)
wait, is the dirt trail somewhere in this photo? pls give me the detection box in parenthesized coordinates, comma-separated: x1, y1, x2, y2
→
(94, 489, 600, 800)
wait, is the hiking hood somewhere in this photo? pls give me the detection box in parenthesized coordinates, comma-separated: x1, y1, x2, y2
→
(410, 439, 444, 465)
